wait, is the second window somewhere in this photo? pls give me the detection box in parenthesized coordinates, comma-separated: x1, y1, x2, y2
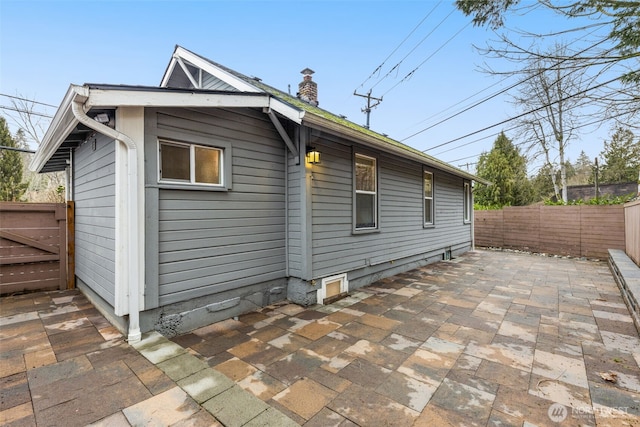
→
(424, 170, 434, 225)
(355, 154, 377, 229)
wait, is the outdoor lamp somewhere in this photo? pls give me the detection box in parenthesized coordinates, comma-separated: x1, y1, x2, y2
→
(306, 147, 321, 164)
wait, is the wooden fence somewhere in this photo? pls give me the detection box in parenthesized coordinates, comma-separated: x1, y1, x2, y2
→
(625, 200, 640, 266)
(0, 202, 74, 295)
(475, 205, 625, 259)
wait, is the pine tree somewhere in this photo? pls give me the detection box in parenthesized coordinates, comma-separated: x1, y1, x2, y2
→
(475, 132, 533, 207)
(600, 127, 640, 184)
(571, 151, 594, 185)
(0, 116, 28, 201)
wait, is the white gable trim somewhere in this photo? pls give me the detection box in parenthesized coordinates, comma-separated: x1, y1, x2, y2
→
(176, 57, 200, 88)
(161, 46, 261, 93)
(85, 89, 272, 108)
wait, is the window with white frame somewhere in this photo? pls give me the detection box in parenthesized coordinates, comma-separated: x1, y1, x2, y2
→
(159, 140, 222, 186)
(355, 154, 377, 229)
(463, 181, 471, 223)
(424, 170, 434, 225)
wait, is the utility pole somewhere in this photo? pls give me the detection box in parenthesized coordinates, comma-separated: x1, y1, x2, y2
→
(353, 90, 382, 129)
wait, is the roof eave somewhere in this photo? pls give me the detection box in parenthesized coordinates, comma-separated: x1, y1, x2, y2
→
(30, 85, 84, 172)
(84, 88, 271, 109)
(31, 86, 280, 173)
(301, 113, 489, 184)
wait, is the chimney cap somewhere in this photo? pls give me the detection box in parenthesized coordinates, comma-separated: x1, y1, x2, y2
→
(300, 68, 315, 76)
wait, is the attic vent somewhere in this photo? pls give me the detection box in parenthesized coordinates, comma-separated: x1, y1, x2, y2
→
(298, 68, 318, 106)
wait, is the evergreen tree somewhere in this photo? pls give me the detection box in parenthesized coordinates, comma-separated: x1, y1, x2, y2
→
(571, 151, 594, 185)
(600, 127, 640, 183)
(531, 164, 557, 201)
(475, 132, 533, 207)
(0, 116, 28, 201)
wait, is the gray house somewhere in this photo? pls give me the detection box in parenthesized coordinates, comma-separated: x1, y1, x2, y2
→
(32, 46, 487, 341)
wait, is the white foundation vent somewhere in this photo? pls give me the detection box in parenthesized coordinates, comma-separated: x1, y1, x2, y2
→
(317, 273, 348, 305)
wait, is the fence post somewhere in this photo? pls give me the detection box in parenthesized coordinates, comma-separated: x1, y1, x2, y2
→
(55, 204, 67, 290)
(67, 201, 75, 289)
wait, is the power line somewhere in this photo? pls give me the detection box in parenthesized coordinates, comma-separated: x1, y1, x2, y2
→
(0, 105, 53, 118)
(371, 8, 458, 92)
(355, 1, 443, 91)
(447, 139, 531, 163)
(382, 21, 471, 97)
(411, 75, 513, 128)
(401, 28, 611, 142)
(433, 126, 518, 156)
(422, 73, 622, 153)
(0, 93, 57, 108)
(443, 109, 629, 164)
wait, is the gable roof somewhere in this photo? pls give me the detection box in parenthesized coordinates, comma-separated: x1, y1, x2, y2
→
(162, 46, 488, 184)
(33, 46, 487, 184)
(30, 84, 274, 173)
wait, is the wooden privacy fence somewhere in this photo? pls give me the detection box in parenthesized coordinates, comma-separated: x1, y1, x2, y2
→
(0, 202, 74, 295)
(475, 205, 625, 259)
(625, 200, 640, 266)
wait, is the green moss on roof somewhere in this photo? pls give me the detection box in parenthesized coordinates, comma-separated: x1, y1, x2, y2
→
(254, 80, 472, 174)
(180, 46, 480, 180)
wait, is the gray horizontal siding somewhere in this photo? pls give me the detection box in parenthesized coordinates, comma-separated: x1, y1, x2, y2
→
(73, 134, 116, 306)
(152, 107, 287, 305)
(311, 137, 471, 278)
(201, 71, 237, 91)
(287, 152, 302, 277)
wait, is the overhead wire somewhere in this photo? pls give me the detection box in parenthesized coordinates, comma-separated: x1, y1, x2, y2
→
(381, 20, 472, 97)
(412, 75, 513, 127)
(355, 1, 443, 91)
(0, 93, 57, 108)
(403, 34, 611, 143)
(444, 108, 630, 165)
(369, 7, 457, 91)
(0, 105, 53, 118)
(425, 73, 622, 153)
(432, 125, 519, 156)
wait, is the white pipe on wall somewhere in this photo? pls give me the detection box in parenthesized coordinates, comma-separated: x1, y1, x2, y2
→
(70, 95, 141, 343)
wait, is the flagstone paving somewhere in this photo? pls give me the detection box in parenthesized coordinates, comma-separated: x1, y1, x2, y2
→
(174, 250, 640, 426)
(2, 249, 640, 426)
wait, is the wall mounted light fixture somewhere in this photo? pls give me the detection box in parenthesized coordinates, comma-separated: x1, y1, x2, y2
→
(306, 147, 321, 164)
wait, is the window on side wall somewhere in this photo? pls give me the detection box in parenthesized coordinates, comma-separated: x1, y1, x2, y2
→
(424, 170, 434, 226)
(159, 140, 223, 186)
(355, 153, 377, 230)
(463, 181, 471, 223)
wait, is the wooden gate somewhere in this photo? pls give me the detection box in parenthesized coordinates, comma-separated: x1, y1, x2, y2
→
(0, 202, 74, 295)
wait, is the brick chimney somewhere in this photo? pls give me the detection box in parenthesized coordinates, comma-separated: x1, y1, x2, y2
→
(298, 68, 318, 106)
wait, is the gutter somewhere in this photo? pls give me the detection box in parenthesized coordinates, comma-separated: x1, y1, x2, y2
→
(70, 89, 142, 343)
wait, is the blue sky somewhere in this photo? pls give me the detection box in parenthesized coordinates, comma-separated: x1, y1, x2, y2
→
(0, 0, 618, 174)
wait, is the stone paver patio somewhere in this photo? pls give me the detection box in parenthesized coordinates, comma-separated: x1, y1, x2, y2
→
(2, 249, 640, 426)
(173, 250, 640, 426)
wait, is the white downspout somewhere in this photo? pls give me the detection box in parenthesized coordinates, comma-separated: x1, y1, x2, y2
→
(70, 95, 142, 343)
